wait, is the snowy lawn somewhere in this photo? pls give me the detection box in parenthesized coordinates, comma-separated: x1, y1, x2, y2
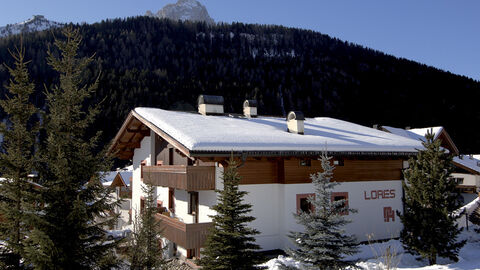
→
(262, 225, 480, 270)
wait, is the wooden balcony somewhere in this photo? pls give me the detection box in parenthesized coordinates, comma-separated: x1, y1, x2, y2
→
(142, 165, 215, 191)
(155, 213, 213, 249)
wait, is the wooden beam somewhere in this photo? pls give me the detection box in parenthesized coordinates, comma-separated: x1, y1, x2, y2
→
(452, 161, 480, 175)
(118, 141, 141, 148)
(126, 128, 150, 136)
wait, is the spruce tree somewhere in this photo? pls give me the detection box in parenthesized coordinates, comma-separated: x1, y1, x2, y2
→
(199, 156, 264, 270)
(129, 184, 165, 269)
(286, 152, 358, 270)
(398, 131, 465, 265)
(0, 45, 39, 269)
(26, 27, 119, 269)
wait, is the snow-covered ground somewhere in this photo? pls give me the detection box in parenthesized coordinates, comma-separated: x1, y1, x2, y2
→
(263, 199, 480, 270)
(263, 228, 480, 269)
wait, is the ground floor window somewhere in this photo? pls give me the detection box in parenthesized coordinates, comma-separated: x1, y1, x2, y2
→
(296, 193, 315, 214)
(331, 192, 349, 215)
(296, 192, 349, 215)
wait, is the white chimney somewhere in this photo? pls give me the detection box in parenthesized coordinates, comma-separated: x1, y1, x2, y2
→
(243, 100, 258, 118)
(198, 95, 224, 115)
(287, 111, 305, 135)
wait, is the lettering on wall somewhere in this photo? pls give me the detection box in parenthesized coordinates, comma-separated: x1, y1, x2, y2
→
(364, 189, 395, 200)
(383, 207, 395, 222)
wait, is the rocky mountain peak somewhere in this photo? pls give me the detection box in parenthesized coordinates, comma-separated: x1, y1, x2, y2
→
(146, 0, 214, 24)
(0, 15, 63, 38)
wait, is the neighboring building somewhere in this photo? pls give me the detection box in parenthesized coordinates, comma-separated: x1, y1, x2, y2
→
(382, 126, 480, 202)
(102, 168, 133, 229)
(109, 95, 423, 260)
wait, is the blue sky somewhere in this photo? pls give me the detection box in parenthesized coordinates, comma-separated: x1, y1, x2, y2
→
(1, 0, 479, 80)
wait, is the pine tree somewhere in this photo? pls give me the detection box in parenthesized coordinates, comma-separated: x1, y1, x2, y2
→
(0, 45, 39, 269)
(398, 131, 465, 265)
(286, 152, 358, 270)
(199, 156, 264, 270)
(26, 27, 119, 269)
(129, 184, 165, 270)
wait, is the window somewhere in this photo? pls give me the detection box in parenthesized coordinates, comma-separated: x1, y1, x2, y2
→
(300, 198, 311, 213)
(452, 177, 464, 185)
(331, 192, 349, 215)
(168, 188, 175, 213)
(333, 158, 344, 166)
(299, 159, 311, 166)
(188, 191, 199, 215)
(296, 193, 315, 214)
(168, 148, 174, 165)
(140, 196, 145, 212)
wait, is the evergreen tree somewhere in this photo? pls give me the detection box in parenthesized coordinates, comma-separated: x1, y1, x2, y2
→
(286, 152, 358, 270)
(398, 131, 465, 265)
(26, 27, 119, 269)
(0, 45, 39, 269)
(129, 184, 165, 270)
(199, 156, 264, 270)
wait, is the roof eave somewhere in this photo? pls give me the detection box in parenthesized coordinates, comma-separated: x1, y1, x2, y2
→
(190, 150, 417, 158)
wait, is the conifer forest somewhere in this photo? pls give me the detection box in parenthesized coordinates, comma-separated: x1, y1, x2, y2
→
(0, 17, 479, 154)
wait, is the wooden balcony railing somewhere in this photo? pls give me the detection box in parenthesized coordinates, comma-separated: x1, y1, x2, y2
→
(155, 213, 213, 249)
(142, 165, 215, 191)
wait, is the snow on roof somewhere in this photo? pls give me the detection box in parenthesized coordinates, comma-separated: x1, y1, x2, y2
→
(101, 171, 117, 187)
(134, 108, 423, 154)
(453, 155, 480, 174)
(118, 171, 132, 186)
(408, 127, 443, 140)
(382, 126, 443, 141)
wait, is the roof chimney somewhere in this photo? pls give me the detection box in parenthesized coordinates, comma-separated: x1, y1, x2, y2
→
(243, 100, 258, 118)
(198, 95, 224, 115)
(287, 111, 305, 135)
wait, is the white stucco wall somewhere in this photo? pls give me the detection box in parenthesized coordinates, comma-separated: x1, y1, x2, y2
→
(239, 180, 404, 251)
(451, 172, 480, 187)
(130, 139, 404, 253)
(131, 136, 151, 219)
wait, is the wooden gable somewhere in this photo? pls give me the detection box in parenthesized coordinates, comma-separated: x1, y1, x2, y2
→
(108, 110, 191, 160)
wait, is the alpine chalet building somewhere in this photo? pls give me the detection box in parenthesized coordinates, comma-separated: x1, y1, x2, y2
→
(109, 95, 422, 259)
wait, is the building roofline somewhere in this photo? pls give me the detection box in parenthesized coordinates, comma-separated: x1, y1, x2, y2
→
(189, 150, 417, 158)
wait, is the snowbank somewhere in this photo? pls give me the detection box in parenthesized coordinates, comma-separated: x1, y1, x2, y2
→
(262, 199, 480, 270)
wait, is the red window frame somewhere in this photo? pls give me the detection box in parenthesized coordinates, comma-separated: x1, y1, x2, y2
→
(296, 193, 315, 214)
(331, 192, 349, 215)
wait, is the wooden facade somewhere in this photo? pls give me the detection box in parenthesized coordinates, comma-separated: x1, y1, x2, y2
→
(142, 165, 216, 191)
(235, 157, 404, 185)
(284, 158, 403, 183)
(155, 213, 213, 249)
(143, 157, 404, 189)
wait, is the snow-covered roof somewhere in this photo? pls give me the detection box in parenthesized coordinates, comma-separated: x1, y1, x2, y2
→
(382, 125, 459, 155)
(132, 107, 422, 155)
(101, 171, 117, 187)
(453, 155, 480, 174)
(118, 171, 132, 187)
(383, 125, 478, 173)
(382, 126, 443, 141)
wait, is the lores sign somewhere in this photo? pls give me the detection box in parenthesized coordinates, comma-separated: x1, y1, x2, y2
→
(364, 189, 397, 222)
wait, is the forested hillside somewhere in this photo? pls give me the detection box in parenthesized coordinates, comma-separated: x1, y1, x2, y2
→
(0, 16, 479, 153)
